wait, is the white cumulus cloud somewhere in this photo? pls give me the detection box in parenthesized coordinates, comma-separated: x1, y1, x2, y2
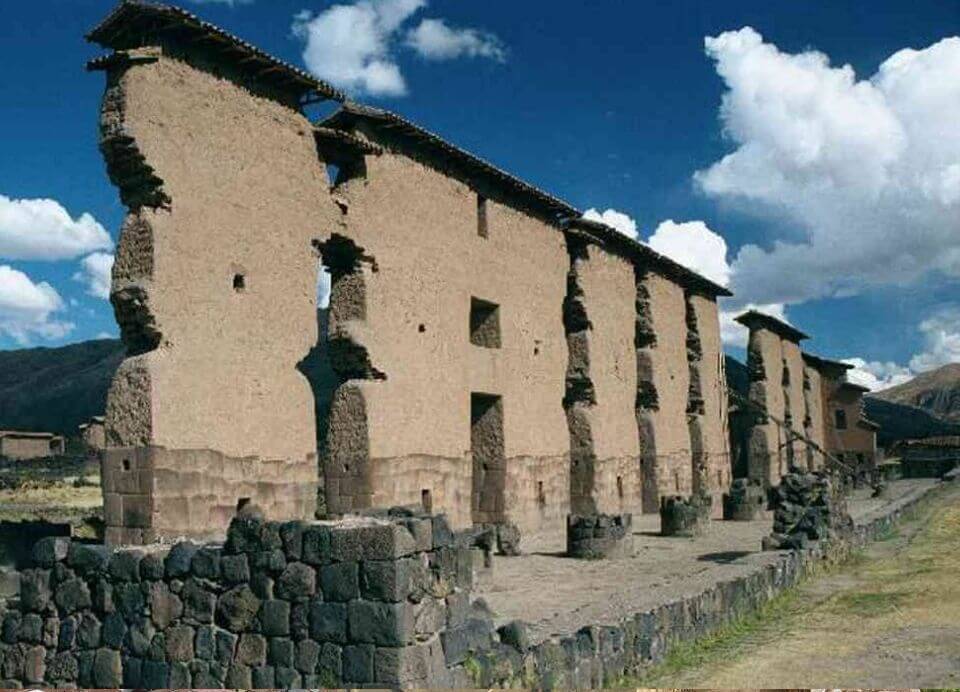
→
(74, 253, 114, 300)
(293, 0, 505, 97)
(406, 19, 505, 61)
(582, 208, 638, 240)
(0, 195, 111, 261)
(696, 28, 960, 307)
(0, 265, 73, 344)
(843, 358, 914, 391)
(648, 219, 732, 288)
(718, 302, 788, 349)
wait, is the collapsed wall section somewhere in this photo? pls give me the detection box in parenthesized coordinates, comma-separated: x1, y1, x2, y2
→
(94, 45, 336, 543)
(563, 238, 641, 517)
(321, 144, 570, 543)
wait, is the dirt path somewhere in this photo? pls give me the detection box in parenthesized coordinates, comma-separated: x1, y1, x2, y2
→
(637, 483, 960, 688)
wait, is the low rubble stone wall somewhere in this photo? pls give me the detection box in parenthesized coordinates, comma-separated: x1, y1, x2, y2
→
(0, 482, 941, 689)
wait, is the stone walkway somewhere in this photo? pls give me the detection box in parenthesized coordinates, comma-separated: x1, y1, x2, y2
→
(477, 479, 937, 644)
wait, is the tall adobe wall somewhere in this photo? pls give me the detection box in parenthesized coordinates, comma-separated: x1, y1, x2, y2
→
(322, 146, 570, 547)
(96, 47, 338, 543)
(802, 364, 827, 470)
(745, 328, 785, 486)
(781, 340, 807, 469)
(564, 239, 641, 517)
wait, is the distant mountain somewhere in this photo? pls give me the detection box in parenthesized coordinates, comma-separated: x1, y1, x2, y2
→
(0, 339, 124, 435)
(723, 354, 960, 449)
(872, 363, 960, 422)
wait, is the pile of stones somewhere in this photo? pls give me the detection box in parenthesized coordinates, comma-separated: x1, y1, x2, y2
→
(659, 493, 711, 537)
(762, 468, 852, 550)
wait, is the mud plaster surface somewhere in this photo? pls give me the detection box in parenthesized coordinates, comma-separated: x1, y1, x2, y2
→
(478, 478, 937, 644)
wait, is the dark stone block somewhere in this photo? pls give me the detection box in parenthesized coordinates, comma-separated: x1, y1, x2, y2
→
(400, 517, 433, 552)
(23, 645, 46, 684)
(250, 549, 286, 575)
(169, 661, 191, 688)
(115, 581, 146, 622)
(77, 649, 95, 687)
(42, 615, 59, 648)
(192, 661, 219, 688)
(347, 600, 414, 646)
(295, 639, 320, 674)
(276, 561, 317, 601)
(280, 521, 304, 561)
(32, 537, 71, 567)
(18, 613, 42, 644)
(321, 561, 359, 602)
(446, 591, 469, 628)
(107, 550, 143, 582)
(221, 554, 250, 584)
(331, 523, 416, 562)
(440, 618, 495, 666)
(360, 558, 415, 602)
(1, 612, 20, 645)
(48, 651, 79, 682)
(225, 663, 251, 688)
(302, 525, 331, 566)
(77, 613, 101, 649)
(191, 547, 221, 580)
(252, 664, 275, 688)
(55, 578, 92, 614)
(102, 612, 126, 648)
(498, 620, 530, 652)
(215, 629, 237, 665)
(276, 665, 301, 688)
(268, 637, 294, 667)
(122, 655, 142, 688)
(181, 578, 216, 624)
(250, 571, 274, 600)
(375, 640, 446, 686)
(195, 624, 215, 660)
(342, 643, 374, 683)
(66, 543, 109, 575)
(290, 602, 309, 641)
(93, 648, 122, 688)
(165, 624, 195, 662)
(261, 599, 291, 637)
(226, 515, 264, 554)
(139, 553, 165, 581)
(92, 578, 114, 613)
(432, 515, 454, 549)
(142, 659, 170, 688)
(125, 617, 155, 657)
(58, 615, 78, 652)
(236, 633, 267, 666)
(216, 585, 261, 632)
(309, 601, 347, 644)
(165, 541, 199, 578)
(318, 642, 342, 681)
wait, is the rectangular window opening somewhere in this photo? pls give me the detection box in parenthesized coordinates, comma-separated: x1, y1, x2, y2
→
(835, 408, 847, 430)
(477, 195, 488, 238)
(616, 476, 624, 499)
(471, 392, 505, 525)
(470, 297, 501, 349)
(421, 488, 433, 513)
(537, 480, 546, 507)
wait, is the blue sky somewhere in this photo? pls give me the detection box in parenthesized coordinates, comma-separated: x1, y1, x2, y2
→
(1, 0, 959, 390)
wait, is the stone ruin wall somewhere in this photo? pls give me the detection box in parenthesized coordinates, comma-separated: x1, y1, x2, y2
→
(639, 272, 693, 503)
(802, 364, 827, 470)
(97, 47, 335, 542)
(564, 240, 641, 518)
(322, 146, 571, 547)
(781, 340, 807, 472)
(745, 327, 785, 486)
(688, 295, 730, 517)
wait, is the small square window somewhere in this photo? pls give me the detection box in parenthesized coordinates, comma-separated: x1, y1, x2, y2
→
(470, 297, 501, 348)
(835, 408, 847, 430)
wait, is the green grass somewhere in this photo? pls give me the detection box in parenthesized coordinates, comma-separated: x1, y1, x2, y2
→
(612, 587, 805, 687)
(828, 590, 910, 617)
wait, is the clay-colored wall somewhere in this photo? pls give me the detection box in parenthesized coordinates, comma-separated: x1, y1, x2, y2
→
(330, 147, 570, 543)
(643, 272, 692, 497)
(746, 328, 785, 485)
(100, 49, 333, 539)
(689, 295, 730, 514)
(0, 437, 60, 461)
(781, 340, 807, 468)
(825, 387, 875, 454)
(573, 244, 641, 515)
(803, 365, 827, 469)
(81, 422, 106, 451)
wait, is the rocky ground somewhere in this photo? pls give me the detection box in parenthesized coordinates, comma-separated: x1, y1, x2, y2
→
(634, 480, 960, 688)
(478, 479, 937, 644)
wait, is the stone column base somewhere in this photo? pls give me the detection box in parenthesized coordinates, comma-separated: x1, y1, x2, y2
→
(566, 513, 634, 559)
(660, 494, 711, 537)
(722, 478, 766, 521)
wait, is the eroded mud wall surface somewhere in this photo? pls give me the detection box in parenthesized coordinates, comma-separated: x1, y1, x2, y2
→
(564, 242, 641, 517)
(745, 328, 785, 486)
(803, 365, 827, 470)
(99, 48, 335, 542)
(326, 147, 570, 542)
(689, 294, 730, 517)
(781, 340, 807, 470)
(639, 272, 692, 501)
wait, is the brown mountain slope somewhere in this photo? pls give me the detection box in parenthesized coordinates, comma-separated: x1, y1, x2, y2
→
(873, 362, 960, 422)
